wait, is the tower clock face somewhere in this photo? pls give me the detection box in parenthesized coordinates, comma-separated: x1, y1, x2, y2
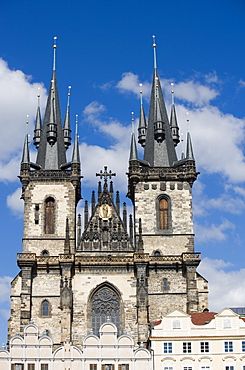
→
(99, 204, 112, 220)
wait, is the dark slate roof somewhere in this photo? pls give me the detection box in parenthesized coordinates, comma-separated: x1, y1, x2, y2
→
(36, 70, 67, 170)
(143, 68, 177, 167)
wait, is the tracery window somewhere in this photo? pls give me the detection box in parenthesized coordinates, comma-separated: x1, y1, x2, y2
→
(45, 197, 55, 234)
(41, 300, 50, 317)
(91, 286, 120, 336)
(159, 197, 169, 230)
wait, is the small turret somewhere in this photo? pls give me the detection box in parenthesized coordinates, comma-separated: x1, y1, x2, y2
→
(186, 131, 195, 160)
(138, 90, 147, 147)
(170, 84, 180, 147)
(33, 94, 42, 149)
(153, 82, 165, 143)
(63, 86, 72, 149)
(46, 93, 57, 146)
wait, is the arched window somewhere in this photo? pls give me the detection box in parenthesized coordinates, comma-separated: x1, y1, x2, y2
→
(154, 250, 161, 257)
(91, 285, 120, 336)
(41, 250, 49, 257)
(41, 300, 50, 317)
(159, 198, 169, 230)
(45, 197, 55, 234)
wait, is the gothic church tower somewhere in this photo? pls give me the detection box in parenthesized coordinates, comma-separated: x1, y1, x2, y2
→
(127, 38, 208, 324)
(8, 38, 208, 348)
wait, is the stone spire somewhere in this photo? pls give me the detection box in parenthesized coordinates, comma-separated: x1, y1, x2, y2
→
(129, 113, 139, 161)
(33, 94, 42, 149)
(186, 131, 195, 160)
(170, 84, 180, 147)
(138, 90, 147, 147)
(72, 116, 80, 164)
(143, 36, 177, 167)
(35, 37, 67, 170)
(63, 86, 72, 149)
(21, 134, 30, 165)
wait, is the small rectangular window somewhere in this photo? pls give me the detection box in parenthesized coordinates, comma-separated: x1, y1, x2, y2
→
(163, 342, 172, 353)
(41, 365, 48, 370)
(223, 319, 231, 328)
(242, 341, 245, 352)
(11, 365, 24, 370)
(183, 342, 192, 353)
(200, 341, 209, 353)
(183, 367, 192, 370)
(173, 320, 181, 329)
(163, 367, 173, 370)
(118, 365, 129, 370)
(225, 366, 234, 370)
(28, 365, 35, 370)
(90, 365, 97, 370)
(224, 341, 233, 352)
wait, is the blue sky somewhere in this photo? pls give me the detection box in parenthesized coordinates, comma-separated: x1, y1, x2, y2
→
(0, 0, 245, 343)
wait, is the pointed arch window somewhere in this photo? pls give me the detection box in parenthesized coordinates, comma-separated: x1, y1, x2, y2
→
(41, 300, 50, 317)
(159, 198, 169, 229)
(45, 197, 55, 234)
(90, 285, 120, 336)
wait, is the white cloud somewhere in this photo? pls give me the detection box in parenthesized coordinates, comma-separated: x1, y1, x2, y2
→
(116, 72, 151, 98)
(198, 258, 245, 312)
(0, 58, 47, 182)
(6, 187, 23, 216)
(0, 277, 12, 304)
(194, 219, 235, 242)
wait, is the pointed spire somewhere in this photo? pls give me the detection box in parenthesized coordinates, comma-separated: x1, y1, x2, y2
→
(63, 86, 72, 149)
(186, 131, 195, 160)
(123, 202, 127, 230)
(143, 36, 177, 167)
(109, 181, 114, 200)
(64, 218, 70, 254)
(98, 181, 102, 199)
(181, 133, 185, 160)
(170, 83, 180, 147)
(138, 89, 147, 147)
(129, 112, 139, 161)
(77, 214, 81, 249)
(84, 200, 89, 228)
(22, 119, 30, 165)
(33, 93, 42, 149)
(72, 115, 80, 163)
(138, 218, 144, 252)
(91, 190, 95, 215)
(36, 37, 67, 170)
(116, 191, 120, 214)
(129, 214, 133, 244)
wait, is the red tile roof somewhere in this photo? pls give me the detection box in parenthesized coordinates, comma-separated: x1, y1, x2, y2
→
(190, 312, 217, 325)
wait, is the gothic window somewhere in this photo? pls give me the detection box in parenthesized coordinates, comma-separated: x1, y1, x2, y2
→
(159, 198, 169, 229)
(41, 300, 50, 317)
(163, 278, 168, 292)
(45, 197, 55, 234)
(91, 285, 120, 336)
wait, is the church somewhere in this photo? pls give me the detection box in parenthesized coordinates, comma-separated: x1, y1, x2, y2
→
(7, 38, 208, 354)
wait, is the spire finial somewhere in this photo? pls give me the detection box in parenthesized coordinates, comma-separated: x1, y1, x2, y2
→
(152, 35, 157, 69)
(139, 84, 143, 105)
(131, 111, 135, 134)
(26, 115, 29, 136)
(171, 82, 175, 105)
(53, 36, 58, 71)
(181, 133, 184, 159)
(37, 87, 41, 105)
(67, 86, 71, 107)
(75, 114, 78, 136)
(186, 111, 190, 132)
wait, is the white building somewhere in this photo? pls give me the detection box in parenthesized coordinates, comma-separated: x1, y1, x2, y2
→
(150, 308, 245, 370)
(0, 321, 151, 370)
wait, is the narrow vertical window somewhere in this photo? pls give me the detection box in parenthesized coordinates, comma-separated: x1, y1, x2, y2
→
(45, 197, 55, 234)
(159, 198, 169, 229)
(41, 300, 49, 317)
(163, 278, 168, 292)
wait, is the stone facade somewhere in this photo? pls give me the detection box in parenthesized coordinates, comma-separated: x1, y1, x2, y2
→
(7, 41, 208, 354)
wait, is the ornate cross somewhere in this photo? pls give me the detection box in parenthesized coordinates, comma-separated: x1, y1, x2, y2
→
(96, 166, 116, 189)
